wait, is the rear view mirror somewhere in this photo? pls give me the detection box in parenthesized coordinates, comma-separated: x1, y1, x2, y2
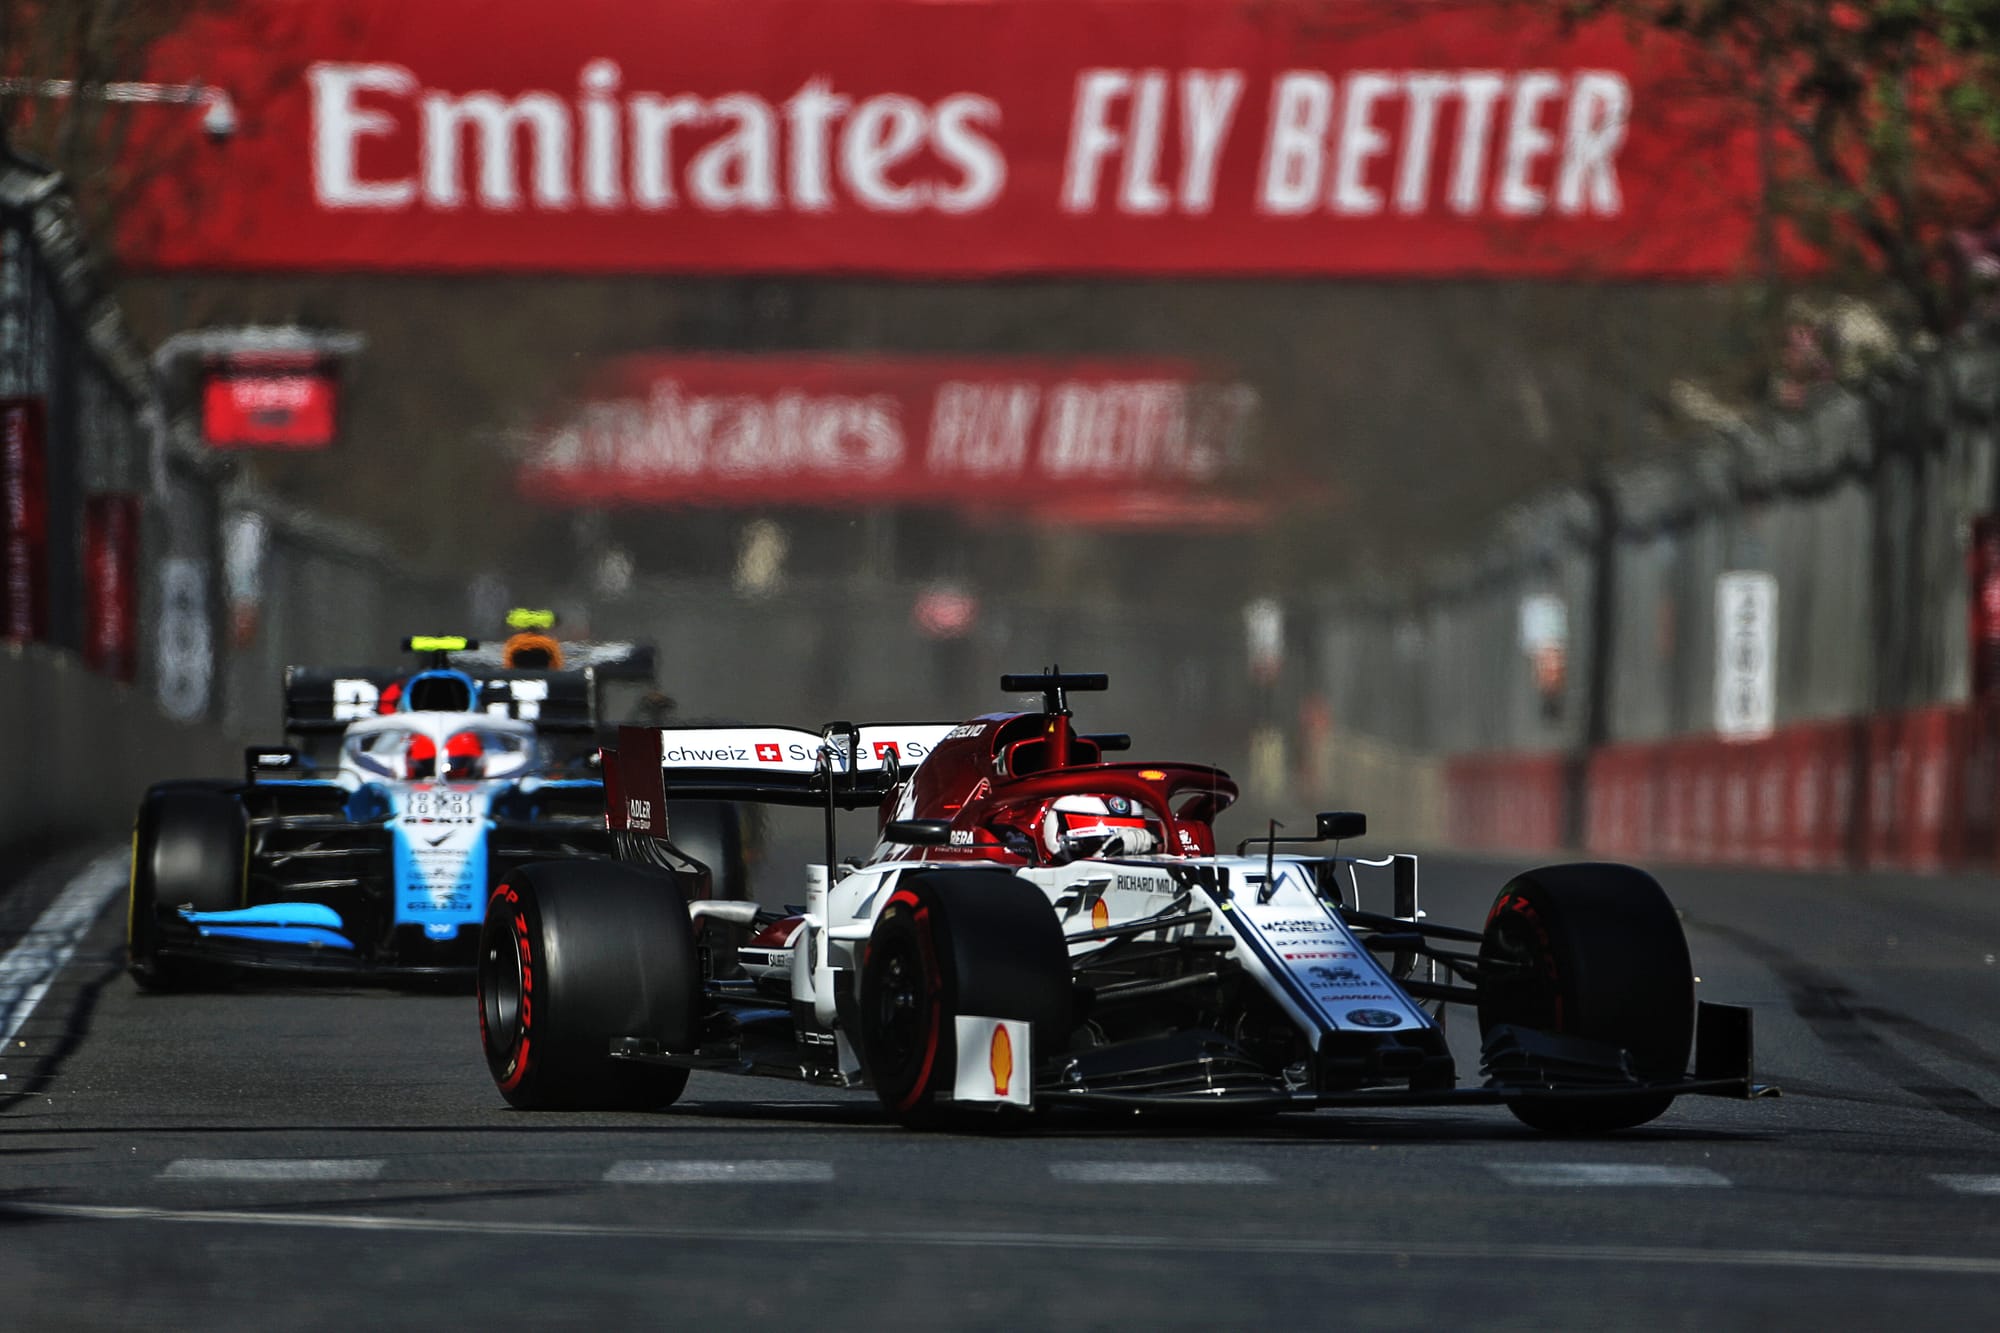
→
(1316, 811, 1366, 841)
(883, 819, 954, 846)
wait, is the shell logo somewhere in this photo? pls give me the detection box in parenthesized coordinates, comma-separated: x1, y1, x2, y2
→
(990, 1023, 1013, 1096)
(1090, 898, 1110, 930)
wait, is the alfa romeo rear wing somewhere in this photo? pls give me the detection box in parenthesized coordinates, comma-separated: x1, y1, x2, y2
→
(605, 722, 957, 833)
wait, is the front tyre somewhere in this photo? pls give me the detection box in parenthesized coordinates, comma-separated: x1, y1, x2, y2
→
(858, 870, 1072, 1130)
(478, 859, 697, 1111)
(1477, 862, 1694, 1134)
(127, 787, 248, 991)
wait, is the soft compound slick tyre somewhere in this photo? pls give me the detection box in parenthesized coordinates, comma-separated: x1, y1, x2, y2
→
(1476, 862, 1695, 1134)
(478, 859, 697, 1111)
(127, 786, 249, 991)
(857, 869, 1073, 1130)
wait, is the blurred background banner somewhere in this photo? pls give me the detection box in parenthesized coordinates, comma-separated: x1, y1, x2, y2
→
(118, 0, 1765, 277)
(520, 354, 1260, 515)
(81, 491, 140, 682)
(1, 394, 49, 641)
(201, 352, 340, 450)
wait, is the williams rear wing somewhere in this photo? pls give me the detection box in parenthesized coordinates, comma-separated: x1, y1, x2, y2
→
(606, 722, 956, 829)
(281, 665, 600, 735)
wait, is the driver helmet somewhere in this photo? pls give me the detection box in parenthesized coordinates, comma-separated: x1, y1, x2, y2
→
(405, 733, 437, 781)
(443, 729, 486, 780)
(1039, 794, 1160, 864)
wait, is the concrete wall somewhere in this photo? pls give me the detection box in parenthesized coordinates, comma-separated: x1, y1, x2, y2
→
(0, 642, 238, 856)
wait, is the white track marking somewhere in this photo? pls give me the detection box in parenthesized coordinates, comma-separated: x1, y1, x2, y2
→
(18, 1202, 2000, 1277)
(1488, 1163, 1730, 1188)
(1934, 1174, 2000, 1195)
(0, 851, 129, 1050)
(159, 1159, 386, 1182)
(605, 1160, 834, 1184)
(1050, 1162, 1272, 1185)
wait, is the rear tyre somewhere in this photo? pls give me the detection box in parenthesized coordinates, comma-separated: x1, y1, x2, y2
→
(478, 859, 697, 1111)
(127, 787, 248, 991)
(1477, 862, 1694, 1133)
(858, 870, 1072, 1130)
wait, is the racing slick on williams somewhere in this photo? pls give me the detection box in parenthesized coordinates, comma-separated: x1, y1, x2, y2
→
(476, 670, 1771, 1132)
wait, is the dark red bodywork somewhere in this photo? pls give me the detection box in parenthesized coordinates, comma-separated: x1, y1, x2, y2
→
(881, 712, 1236, 866)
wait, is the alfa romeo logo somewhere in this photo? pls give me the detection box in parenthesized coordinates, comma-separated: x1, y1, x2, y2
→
(1346, 1008, 1401, 1028)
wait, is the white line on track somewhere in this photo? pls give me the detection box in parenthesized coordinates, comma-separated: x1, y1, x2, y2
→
(1050, 1162, 1273, 1185)
(605, 1160, 835, 1184)
(0, 850, 129, 1052)
(17, 1202, 2000, 1277)
(159, 1159, 386, 1182)
(1488, 1163, 1731, 1188)
(1933, 1174, 2000, 1195)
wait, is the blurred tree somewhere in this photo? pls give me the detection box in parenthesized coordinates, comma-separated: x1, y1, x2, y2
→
(0, 1, 231, 235)
(1561, 0, 2000, 333)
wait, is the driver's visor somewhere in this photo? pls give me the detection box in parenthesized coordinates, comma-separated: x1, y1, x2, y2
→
(1059, 813, 1152, 840)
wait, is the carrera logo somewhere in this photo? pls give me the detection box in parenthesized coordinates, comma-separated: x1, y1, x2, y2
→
(627, 797, 653, 829)
(948, 828, 976, 846)
(755, 743, 782, 763)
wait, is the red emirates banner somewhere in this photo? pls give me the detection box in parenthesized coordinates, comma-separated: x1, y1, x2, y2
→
(123, 0, 1765, 278)
(202, 357, 340, 450)
(1, 397, 49, 643)
(83, 493, 142, 682)
(519, 354, 1259, 515)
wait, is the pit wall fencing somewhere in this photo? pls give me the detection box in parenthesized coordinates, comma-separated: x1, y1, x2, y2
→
(1444, 702, 2000, 873)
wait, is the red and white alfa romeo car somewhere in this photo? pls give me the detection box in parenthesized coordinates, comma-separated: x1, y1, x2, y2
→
(476, 671, 1769, 1132)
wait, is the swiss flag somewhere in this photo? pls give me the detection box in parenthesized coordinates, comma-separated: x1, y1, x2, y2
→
(755, 743, 782, 763)
(873, 741, 897, 760)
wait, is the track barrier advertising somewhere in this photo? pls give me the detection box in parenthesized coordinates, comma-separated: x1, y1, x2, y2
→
(122, 0, 1765, 278)
(1, 395, 49, 643)
(1444, 703, 2000, 875)
(520, 354, 1261, 520)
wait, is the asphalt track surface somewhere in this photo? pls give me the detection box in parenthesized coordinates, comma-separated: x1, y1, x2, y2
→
(7, 838, 2000, 1329)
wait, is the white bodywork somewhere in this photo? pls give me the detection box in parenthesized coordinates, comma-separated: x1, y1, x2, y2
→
(770, 852, 1425, 1101)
